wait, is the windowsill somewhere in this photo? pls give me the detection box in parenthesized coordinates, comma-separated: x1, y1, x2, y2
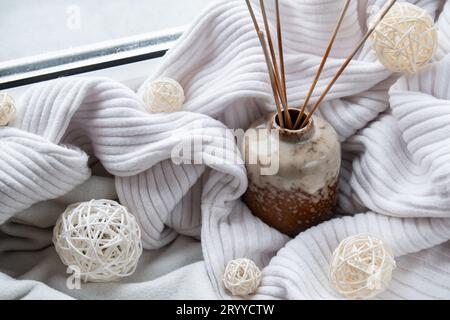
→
(6, 57, 162, 98)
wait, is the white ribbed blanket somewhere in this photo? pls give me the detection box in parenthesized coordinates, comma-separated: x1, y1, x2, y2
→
(1, 0, 450, 300)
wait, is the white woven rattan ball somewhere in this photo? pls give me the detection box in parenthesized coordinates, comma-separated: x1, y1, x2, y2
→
(330, 234, 396, 300)
(53, 199, 143, 283)
(223, 258, 262, 296)
(0, 93, 16, 126)
(144, 77, 185, 113)
(370, 2, 437, 73)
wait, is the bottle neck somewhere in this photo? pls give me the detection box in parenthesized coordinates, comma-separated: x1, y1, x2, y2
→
(271, 109, 315, 143)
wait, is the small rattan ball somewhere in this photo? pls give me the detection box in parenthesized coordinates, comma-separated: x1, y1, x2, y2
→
(223, 258, 262, 296)
(53, 199, 143, 283)
(370, 2, 437, 74)
(0, 93, 16, 126)
(144, 77, 185, 113)
(329, 234, 396, 300)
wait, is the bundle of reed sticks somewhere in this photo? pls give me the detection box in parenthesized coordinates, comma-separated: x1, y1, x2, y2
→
(245, 0, 397, 130)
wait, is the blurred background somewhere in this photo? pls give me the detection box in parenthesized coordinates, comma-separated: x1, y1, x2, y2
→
(0, 0, 214, 62)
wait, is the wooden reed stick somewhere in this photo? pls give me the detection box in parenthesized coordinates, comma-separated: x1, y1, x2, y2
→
(245, 0, 285, 128)
(259, 0, 293, 128)
(295, 0, 352, 129)
(258, 31, 286, 128)
(275, 0, 290, 127)
(301, 0, 397, 128)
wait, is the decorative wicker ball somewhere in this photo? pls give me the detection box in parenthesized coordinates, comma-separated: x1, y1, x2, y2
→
(329, 234, 396, 300)
(143, 77, 185, 113)
(0, 92, 16, 126)
(370, 2, 437, 74)
(223, 258, 262, 296)
(53, 199, 143, 283)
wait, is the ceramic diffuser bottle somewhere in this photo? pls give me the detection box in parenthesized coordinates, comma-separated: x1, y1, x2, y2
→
(242, 109, 341, 237)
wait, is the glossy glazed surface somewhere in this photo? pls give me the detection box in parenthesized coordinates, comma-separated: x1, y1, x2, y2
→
(242, 113, 341, 237)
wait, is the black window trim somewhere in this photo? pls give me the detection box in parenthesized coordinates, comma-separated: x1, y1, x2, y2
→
(0, 27, 184, 90)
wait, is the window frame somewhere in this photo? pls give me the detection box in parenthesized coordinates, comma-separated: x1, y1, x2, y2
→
(0, 26, 185, 90)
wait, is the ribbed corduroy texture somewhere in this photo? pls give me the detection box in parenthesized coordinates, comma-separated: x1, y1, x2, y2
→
(1, 0, 449, 299)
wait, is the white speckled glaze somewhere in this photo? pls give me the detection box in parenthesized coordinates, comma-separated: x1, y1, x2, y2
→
(242, 110, 341, 237)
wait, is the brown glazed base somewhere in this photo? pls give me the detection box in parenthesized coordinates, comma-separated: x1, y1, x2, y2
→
(244, 182, 338, 238)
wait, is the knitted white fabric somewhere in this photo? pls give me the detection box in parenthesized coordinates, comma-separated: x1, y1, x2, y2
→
(1, 0, 450, 300)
